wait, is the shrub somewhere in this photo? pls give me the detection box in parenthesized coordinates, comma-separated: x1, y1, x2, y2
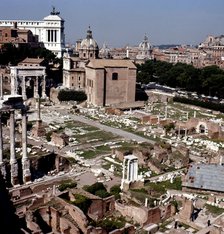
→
(58, 181, 77, 191)
(46, 131, 53, 142)
(85, 182, 107, 194)
(71, 194, 92, 213)
(58, 90, 87, 102)
(110, 185, 121, 200)
(85, 182, 111, 198)
(95, 189, 110, 198)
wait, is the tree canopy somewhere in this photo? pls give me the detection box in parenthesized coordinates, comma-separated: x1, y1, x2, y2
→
(0, 43, 59, 65)
(137, 60, 224, 98)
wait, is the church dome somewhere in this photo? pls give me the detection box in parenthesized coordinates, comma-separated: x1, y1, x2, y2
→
(79, 26, 99, 59)
(139, 35, 152, 50)
(80, 26, 98, 50)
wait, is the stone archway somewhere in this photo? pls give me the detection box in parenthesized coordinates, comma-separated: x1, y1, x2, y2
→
(199, 124, 206, 134)
(196, 122, 208, 135)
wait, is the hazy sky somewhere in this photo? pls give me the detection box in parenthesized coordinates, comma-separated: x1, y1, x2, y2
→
(1, 0, 223, 47)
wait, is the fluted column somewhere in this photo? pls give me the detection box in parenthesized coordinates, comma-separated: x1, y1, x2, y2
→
(0, 113, 6, 178)
(41, 75, 47, 99)
(127, 159, 130, 181)
(133, 159, 138, 181)
(22, 109, 31, 183)
(34, 76, 39, 98)
(10, 110, 18, 185)
(10, 74, 17, 95)
(22, 76, 27, 100)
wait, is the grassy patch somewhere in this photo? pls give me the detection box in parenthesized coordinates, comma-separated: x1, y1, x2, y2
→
(81, 150, 97, 159)
(205, 204, 224, 216)
(145, 177, 182, 196)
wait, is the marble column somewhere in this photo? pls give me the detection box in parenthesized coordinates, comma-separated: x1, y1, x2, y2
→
(133, 159, 138, 181)
(0, 113, 6, 178)
(22, 76, 27, 100)
(10, 110, 18, 185)
(21, 109, 31, 183)
(127, 159, 130, 181)
(0, 74, 3, 100)
(165, 106, 168, 119)
(41, 75, 47, 99)
(11, 74, 17, 95)
(34, 77, 39, 98)
(122, 158, 126, 181)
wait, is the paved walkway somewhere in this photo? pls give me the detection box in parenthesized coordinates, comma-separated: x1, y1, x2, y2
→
(71, 115, 155, 144)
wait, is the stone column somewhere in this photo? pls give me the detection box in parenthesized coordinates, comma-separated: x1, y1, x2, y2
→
(122, 158, 126, 181)
(0, 113, 6, 178)
(11, 74, 17, 95)
(0, 73, 3, 100)
(165, 106, 168, 119)
(41, 75, 47, 99)
(121, 158, 126, 190)
(34, 76, 39, 98)
(22, 76, 27, 100)
(21, 109, 31, 183)
(133, 159, 138, 181)
(127, 159, 130, 181)
(10, 110, 19, 185)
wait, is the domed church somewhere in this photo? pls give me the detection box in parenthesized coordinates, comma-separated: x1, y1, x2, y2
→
(78, 26, 99, 60)
(136, 34, 153, 60)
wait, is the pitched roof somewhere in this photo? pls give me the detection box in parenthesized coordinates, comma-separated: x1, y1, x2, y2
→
(19, 57, 45, 64)
(86, 59, 136, 69)
(183, 164, 224, 192)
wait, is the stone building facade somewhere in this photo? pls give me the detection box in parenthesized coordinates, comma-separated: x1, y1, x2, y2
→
(0, 7, 65, 57)
(85, 59, 136, 106)
(63, 28, 137, 107)
(0, 26, 37, 47)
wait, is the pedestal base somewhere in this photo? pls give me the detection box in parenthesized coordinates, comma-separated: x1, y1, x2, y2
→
(22, 159, 31, 183)
(10, 161, 19, 186)
(0, 162, 6, 179)
(23, 174, 31, 183)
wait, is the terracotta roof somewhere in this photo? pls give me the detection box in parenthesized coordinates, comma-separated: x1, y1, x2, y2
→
(19, 57, 45, 64)
(86, 59, 136, 69)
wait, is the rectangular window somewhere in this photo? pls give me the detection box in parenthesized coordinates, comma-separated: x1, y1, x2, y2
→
(47, 30, 50, 42)
(112, 72, 118, 80)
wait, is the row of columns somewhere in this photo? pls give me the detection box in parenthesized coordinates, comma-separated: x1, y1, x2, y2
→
(121, 155, 138, 190)
(11, 75, 47, 100)
(47, 29, 58, 43)
(0, 109, 31, 185)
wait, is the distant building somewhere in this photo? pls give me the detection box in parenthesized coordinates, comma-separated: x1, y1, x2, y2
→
(0, 26, 37, 48)
(0, 7, 65, 57)
(63, 27, 137, 107)
(198, 35, 224, 68)
(63, 27, 99, 91)
(136, 34, 153, 61)
(85, 59, 136, 106)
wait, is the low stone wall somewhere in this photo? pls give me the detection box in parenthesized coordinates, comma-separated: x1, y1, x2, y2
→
(115, 201, 149, 225)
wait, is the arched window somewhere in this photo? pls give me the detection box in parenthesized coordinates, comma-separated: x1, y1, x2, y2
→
(112, 72, 118, 80)
(199, 124, 206, 134)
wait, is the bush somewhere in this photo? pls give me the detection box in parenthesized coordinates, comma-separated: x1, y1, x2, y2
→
(58, 90, 87, 102)
(46, 131, 53, 142)
(85, 182, 107, 194)
(96, 217, 126, 232)
(58, 181, 77, 192)
(173, 96, 224, 113)
(110, 185, 121, 200)
(95, 189, 110, 198)
(85, 182, 111, 198)
(71, 194, 92, 213)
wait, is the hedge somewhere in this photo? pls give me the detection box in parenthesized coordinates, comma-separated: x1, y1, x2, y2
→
(58, 90, 87, 102)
